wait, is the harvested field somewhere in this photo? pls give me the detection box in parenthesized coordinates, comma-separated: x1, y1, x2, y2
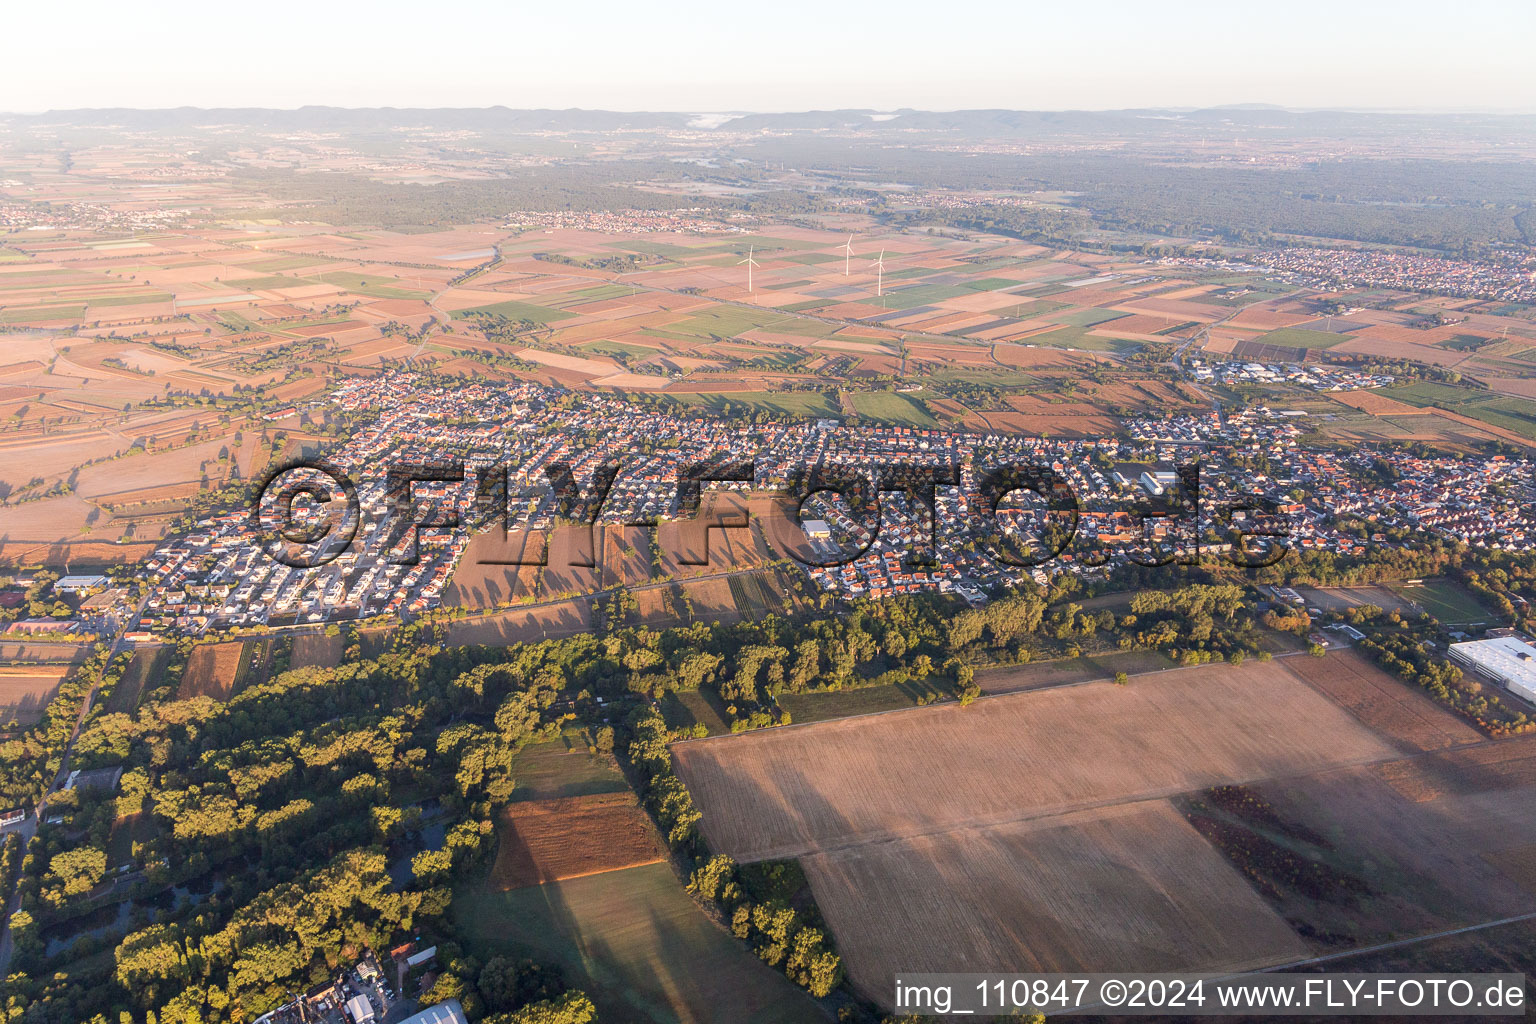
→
(1373, 733, 1536, 804)
(673, 661, 1397, 863)
(1285, 649, 1482, 752)
(490, 791, 665, 890)
(290, 633, 343, 670)
(679, 576, 740, 625)
(0, 666, 68, 725)
(804, 801, 1308, 1001)
(600, 526, 656, 588)
(1256, 750, 1536, 944)
(0, 643, 89, 664)
(177, 641, 248, 700)
(1329, 389, 1425, 416)
(995, 395, 1119, 436)
(444, 599, 593, 646)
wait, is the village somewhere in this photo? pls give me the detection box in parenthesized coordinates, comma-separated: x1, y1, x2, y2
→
(6, 370, 1525, 642)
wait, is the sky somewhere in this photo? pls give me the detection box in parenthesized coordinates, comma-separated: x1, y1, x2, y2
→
(6, 0, 1535, 113)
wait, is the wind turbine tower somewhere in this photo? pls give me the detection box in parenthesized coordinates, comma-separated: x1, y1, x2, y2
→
(872, 249, 886, 297)
(841, 234, 854, 276)
(739, 245, 760, 293)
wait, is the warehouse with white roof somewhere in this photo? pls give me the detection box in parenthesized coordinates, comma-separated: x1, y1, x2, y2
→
(1448, 636, 1536, 704)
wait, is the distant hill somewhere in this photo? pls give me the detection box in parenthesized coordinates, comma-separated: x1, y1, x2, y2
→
(10, 106, 1535, 139)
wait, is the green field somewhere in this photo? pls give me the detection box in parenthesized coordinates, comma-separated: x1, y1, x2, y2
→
(316, 271, 430, 300)
(989, 298, 1072, 319)
(660, 689, 732, 736)
(0, 304, 85, 323)
(962, 277, 1027, 292)
(1387, 383, 1536, 440)
(1047, 308, 1127, 328)
(454, 299, 577, 324)
(226, 275, 301, 290)
(605, 240, 700, 258)
(661, 391, 840, 420)
(1443, 333, 1494, 352)
(976, 649, 1176, 693)
(1024, 325, 1138, 353)
(775, 677, 953, 725)
(881, 283, 980, 307)
(507, 734, 630, 802)
(1254, 326, 1347, 350)
(882, 265, 944, 282)
(245, 255, 330, 272)
(845, 390, 940, 427)
(0, 247, 30, 263)
(1387, 579, 1495, 626)
(779, 252, 842, 265)
(81, 292, 174, 306)
(451, 864, 828, 1024)
(675, 308, 834, 341)
(580, 339, 657, 360)
(569, 283, 636, 301)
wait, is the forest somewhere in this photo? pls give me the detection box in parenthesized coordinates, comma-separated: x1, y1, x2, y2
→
(3, 572, 1289, 1023)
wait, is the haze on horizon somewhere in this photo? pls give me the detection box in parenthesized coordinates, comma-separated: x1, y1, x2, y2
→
(6, 0, 1535, 115)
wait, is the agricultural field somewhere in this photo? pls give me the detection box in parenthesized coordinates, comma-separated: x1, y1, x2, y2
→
(1300, 579, 1494, 627)
(452, 863, 831, 1024)
(659, 689, 734, 736)
(673, 661, 1396, 862)
(176, 640, 251, 700)
(1282, 649, 1483, 752)
(803, 801, 1308, 999)
(508, 734, 633, 802)
(8, 198, 1532, 571)
(842, 390, 939, 427)
(1298, 584, 1420, 617)
(774, 676, 954, 726)
(104, 645, 169, 714)
(672, 656, 1536, 1006)
(289, 632, 343, 669)
(976, 649, 1174, 694)
(1247, 739, 1536, 947)
(0, 665, 69, 726)
(444, 599, 594, 646)
(490, 791, 665, 889)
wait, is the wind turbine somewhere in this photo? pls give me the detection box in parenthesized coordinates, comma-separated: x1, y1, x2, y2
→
(841, 234, 855, 276)
(738, 245, 760, 293)
(872, 249, 886, 297)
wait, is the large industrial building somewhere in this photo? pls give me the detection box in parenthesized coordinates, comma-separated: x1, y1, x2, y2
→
(1448, 636, 1536, 704)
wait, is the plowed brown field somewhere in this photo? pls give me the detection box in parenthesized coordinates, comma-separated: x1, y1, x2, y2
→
(490, 791, 665, 890)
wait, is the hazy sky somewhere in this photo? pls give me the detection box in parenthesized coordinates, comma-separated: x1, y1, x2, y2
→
(7, 0, 1534, 112)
